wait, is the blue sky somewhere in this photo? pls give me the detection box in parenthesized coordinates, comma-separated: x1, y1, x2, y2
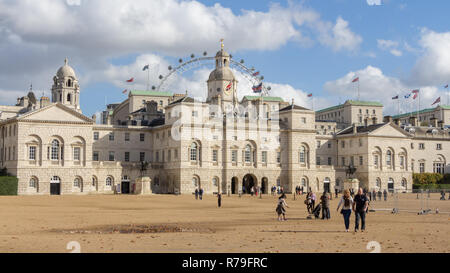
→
(0, 0, 449, 118)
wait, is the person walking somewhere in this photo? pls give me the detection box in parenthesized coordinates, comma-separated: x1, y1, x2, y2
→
(378, 190, 382, 201)
(311, 192, 316, 211)
(199, 188, 203, 200)
(195, 188, 199, 200)
(276, 193, 289, 221)
(353, 188, 369, 232)
(336, 189, 353, 232)
(335, 188, 339, 199)
(383, 189, 387, 201)
(320, 192, 330, 220)
(372, 189, 377, 201)
(250, 186, 254, 196)
(305, 192, 313, 214)
(217, 193, 222, 207)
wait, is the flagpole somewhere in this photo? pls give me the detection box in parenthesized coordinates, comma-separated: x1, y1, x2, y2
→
(146, 69, 150, 91)
(358, 79, 360, 101)
(397, 97, 400, 116)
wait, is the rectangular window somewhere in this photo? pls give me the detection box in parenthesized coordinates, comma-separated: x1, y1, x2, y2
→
(437, 143, 442, 150)
(317, 141, 321, 148)
(327, 142, 331, 149)
(125, 132, 130, 141)
(212, 150, 218, 162)
(341, 157, 346, 166)
(277, 152, 281, 164)
(433, 163, 444, 174)
(109, 151, 115, 161)
(73, 147, 80, 161)
(124, 152, 130, 162)
(419, 162, 425, 173)
(156, 151, 159, 162)
(93, 132, 99, 140)
(93, 151, 99, 161)
(400, 156, 404, 167)
(140, 152, 145, 162)
(341, 141, 345, 148)
(359, 156, 363, 165)
(140, 133, 145, 142)
(301, 117, 306, 123)
(419, 143, 425, 150)
(109, 132, 114, 141)
(262, 151, 267, 163)
(174, 149, 178, 159)
(192, 111, 198, 117)
(350, 156, 354, 166)
(359, 139, 363, 147)
(168, 150, 171, 162)
(316, 157, 320, 165)
(327, 157, 332, 165)
(231, 150, 237, 163)
(29, 146, 36, 160)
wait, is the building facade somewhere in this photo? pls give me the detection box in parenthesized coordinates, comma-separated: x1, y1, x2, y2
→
(1, 47, 449, 195)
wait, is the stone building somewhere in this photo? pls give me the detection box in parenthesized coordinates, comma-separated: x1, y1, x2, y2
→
(0, 45, 449, 195)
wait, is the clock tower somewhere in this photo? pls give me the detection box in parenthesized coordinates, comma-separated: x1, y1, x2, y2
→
(206, 41, 238, 105)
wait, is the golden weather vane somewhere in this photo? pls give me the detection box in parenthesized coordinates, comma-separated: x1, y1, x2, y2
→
(220, 38, 224, 50)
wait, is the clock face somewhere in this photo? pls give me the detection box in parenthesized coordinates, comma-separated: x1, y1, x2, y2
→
(224, 82, 232, 96)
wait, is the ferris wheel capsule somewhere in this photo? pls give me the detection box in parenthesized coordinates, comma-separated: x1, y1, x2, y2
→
(168, 66, 172, 70)
(240, 59, 244, 64)
(159, 75, 163, 80)
(151, 86, 156, 90)
(179, 58, 183, 63)
(191, 54, 195, 58)
(203, 51, 208, 56)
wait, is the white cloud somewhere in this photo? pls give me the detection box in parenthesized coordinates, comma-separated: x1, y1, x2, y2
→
(367, 0, 382, 6)
(410, 29, 450, 86)
(316, 17, 363, 52)
(323, 65, 448, 115)
(377, 39, 403, 57)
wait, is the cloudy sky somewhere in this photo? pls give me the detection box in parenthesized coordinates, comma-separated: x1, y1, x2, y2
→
(0, 0, 449, 117)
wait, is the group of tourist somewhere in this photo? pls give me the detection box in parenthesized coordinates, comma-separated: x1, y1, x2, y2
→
(271, 186, 284, 195)
(276, 187, 370, 232)
(194, 188, 204, 200)
(366, 189, 388, 201)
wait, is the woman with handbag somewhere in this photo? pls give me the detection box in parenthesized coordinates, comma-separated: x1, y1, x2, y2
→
(336, 189, 354, 232)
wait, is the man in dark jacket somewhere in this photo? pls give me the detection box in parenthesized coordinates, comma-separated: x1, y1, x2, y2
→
(353, 188, 369, 232)
(320, 192, 330, 220)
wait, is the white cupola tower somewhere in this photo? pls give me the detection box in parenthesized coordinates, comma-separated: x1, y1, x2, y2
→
(206, 40, 238, 104)
(51, 58, 81, 113)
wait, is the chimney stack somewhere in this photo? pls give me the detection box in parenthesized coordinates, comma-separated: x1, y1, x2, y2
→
(438, 120, 444, 129)
(40, 96, 50, 108)
(409, 116, 418, 127)
(353, 123, 357, 134)
(393, 118, 400, 126)
(430, 117, 438, 128)
(372, 117, 377, 125)
(383, 116, 393, 123)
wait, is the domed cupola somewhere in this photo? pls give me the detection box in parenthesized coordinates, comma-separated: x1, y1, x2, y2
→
(51, 58, 81, 113)
(206, 40, 238, 103)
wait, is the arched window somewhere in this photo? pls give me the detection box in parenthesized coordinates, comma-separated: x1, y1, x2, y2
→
(51, 140, 59, 160)
(386, 150, 392, 166)
(299, 146, 306, 163)
(67, 93, 71, 102)
(106, 176, 113, 186)
(190, 142, 198, 161)
(74, 177, 81, 188)
(67, 79, 72, 87)
(29, 177, 37, 188)
(376, 178, 381, 188)
(244, 145, 252, 163)
(192, 177, 198, 187)
(212, 177, 218, 187)
(301, 178, 306, 187)
(92, 176, 97, 187)
(401, 179, 407, 188)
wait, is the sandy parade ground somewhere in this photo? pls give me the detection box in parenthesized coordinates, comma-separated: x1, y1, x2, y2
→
(0, 193, 449, 253)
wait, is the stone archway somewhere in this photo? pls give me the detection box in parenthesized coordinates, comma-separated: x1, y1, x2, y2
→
(261, 177, 268, 194)
(242, 174, 257, 194)
(231, 177, 238, 194)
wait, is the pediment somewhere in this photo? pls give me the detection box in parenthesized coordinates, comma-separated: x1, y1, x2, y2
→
(18, 103, 92, 123)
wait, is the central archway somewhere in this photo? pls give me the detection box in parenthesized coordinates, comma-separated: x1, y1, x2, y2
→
(242, 174, 256, 194)
(231, 177, 238, 194)
(261, 177, 268, 194)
